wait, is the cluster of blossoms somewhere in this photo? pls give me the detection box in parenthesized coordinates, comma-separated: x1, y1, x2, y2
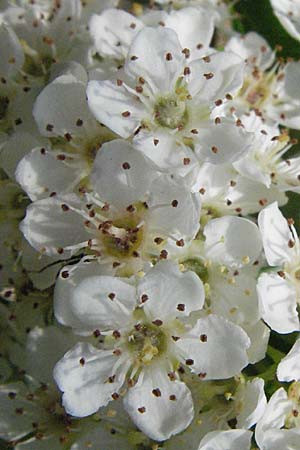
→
(1, 0, 300, 449)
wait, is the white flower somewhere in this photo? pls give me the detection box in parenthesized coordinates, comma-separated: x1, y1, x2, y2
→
(277, 338, 300, 382)
(54, 260, 250, 441)
(257, 202, 300, 333)
(89, 7, 214, 62)
(19, 139, 201, 272)
(87, 27, 254, 169)
(233, 112, 300, 193)
(225, 32, 300, 129)
(255, 386, 300, 450)
(270, 0, 300, 42)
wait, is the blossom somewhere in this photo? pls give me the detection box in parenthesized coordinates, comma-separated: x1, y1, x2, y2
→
(87, 27, 254, 171)
(257, 202, 300, 333)
(54, 260, 250, 441)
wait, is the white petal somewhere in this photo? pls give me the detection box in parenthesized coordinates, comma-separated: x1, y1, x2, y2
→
(258, 201, 297, 266)
(138, 260, 205, 322)
(285, 61, 300, 100)
(198, 430, 252, 450)
(20, 195, 90, 258)
(260, 428, 300, 450)
(91, 139, 158, 209)
(188, 52, 244, 102)
(257, 272, 299, 333)
(225, 32, 274, 71)
(176, 315, 250, 379)
(147, 173, 201, 241)
(0, 23, 24, 78)
(87, 80, 144, 138)
(90, 9, 143, 59)
(33, 74, 95, 137)
(54, 343, 127, 417)
(123, 366, 194, 441)
(194, 119, 253, 165)
(16, 148, 82, 201)
(204, 215, 262, 267)
(24, 326, 79, 384)
(164, 7, 214, 58)
(255, 388, 292, 449)
(125, 27, 185, 94)
(236, 378, 267, 429)
(277, 338, 300, 382)
(54, 258, 115, 329)
(71, 275, 136, 330)
(244, 320, 270, 364)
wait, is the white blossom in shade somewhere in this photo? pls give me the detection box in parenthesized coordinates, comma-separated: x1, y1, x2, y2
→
(255, 385, 300, 450)
(89, 6, 214, 62)
(197, 429, 252, 450)
(277, 338, 300, 382)
(15, 69, 116, 201)
(87, 27, 254, 169)
(257, 202, 300, 333)
(192, 160, 287, 220)
(164, 375, 265, 450)
(270, 0, 300, 42)
(225, 31, 300, 129)
(19, 140, 201, 272)
(53, 260, 250, 441)
(0, 0, 93, 73)
(233, 112, 300, 193)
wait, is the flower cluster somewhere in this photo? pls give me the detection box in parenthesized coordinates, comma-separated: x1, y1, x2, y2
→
(1, 1, 300, 449)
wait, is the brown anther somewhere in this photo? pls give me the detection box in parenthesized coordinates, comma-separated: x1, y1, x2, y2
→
(183, 157, 190, 165)
(111, 393, 119, 400)
(136, 85, 143, 93)
(130, 22, 136, 29)
(56, 154, 66, 160)
(122, 111, 131, 117)
(130, 55, 138, 61)
(64, 132, 72, 141)
(225, 93, 233, 100)
(46, 124, 54, 132)
(198, 372, 207, 379)
(199, 188, 206, 195)
(177, 303, 185, 311)
(138, 406, 146, 413)
(184, 67, 191, 76)
(79, 357, 85, 366)
(153, 138, 159, 146)
(122, 162, 131, 169)
(108, 293, 115, 300)
(226, 199, 232, 206)
(113, 349, 122, 356)
(61, 204, 69, 212)
(160, 249, 168, 259)
(116, 79, 123, 86)
(139, 76, 145, 84)
(154, 237, 163, 245)
(196, 43, 203, 49)
(141, 294, 149, 303)
(61, 270, 69, 279)
(215, 99, 223, 106)
(288, 218, 295, 226)
(152, 388, 161, 397)
(169, 394, 177, 401)
(259, 198, 268, 206)
(190, 129, 198, 134)
(172, 336, 180, 341)
(176, 239, 185, 247)
(108, 375, 116, 383)
(288, 239, 295, 248)
(93, 329, 101, 338)
(168, 371, 176, 381)
(200, 334, 207, 342)
(236, 119, 243, 127)
(166, 52, 173, 61)
(277, 270, 286, 278)
(204, 72, 214, 80)
(57, 247, 64, 254)
(171, 199, 178, 207)
(230, 180, 237, 187)
(152, 319, 163, 327)
(185, 359, 194, 366)
(202, 56, 211, 63)
(182, 48, 190, 58)
(211, 146, 218, 154)
(113, 330, 121, 339)
(8, 392, 16, 399)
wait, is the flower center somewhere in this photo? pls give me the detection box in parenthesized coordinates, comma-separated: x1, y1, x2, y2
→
(239, 70, 275, 110)
(154, 94, 188, 130)
(127, 322, 167, 365)
(286, 382, 300, 429)
(100, 213, 144, 259)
